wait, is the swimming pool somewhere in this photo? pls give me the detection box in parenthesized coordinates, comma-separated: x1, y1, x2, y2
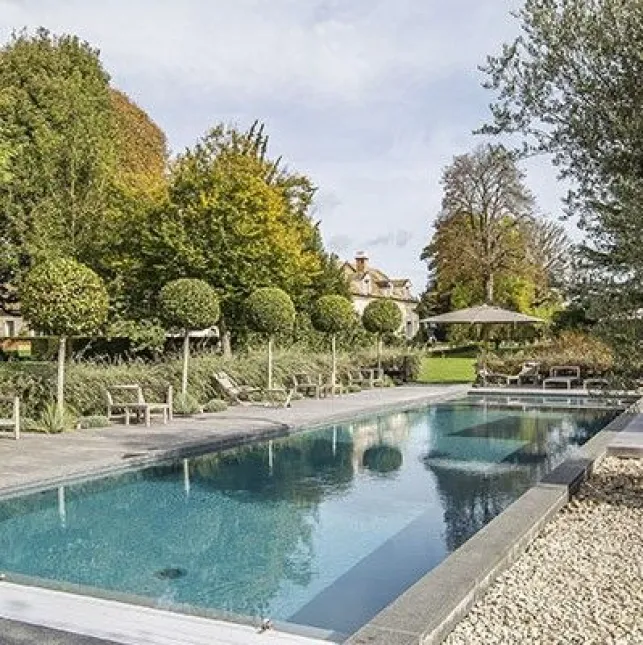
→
(0, 397, 621, 640)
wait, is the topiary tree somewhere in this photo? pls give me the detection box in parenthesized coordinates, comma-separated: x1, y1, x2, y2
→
(362, 299, 403, 370)
(159, 279, 220, 395)
(312, 295, 356, 391)
(20, 258, 109, 413)
(246, 287, 296, 389)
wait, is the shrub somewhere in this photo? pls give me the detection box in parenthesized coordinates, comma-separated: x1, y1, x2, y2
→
(246, 287, 296, 389)
(362, 300, 403, 368)
(173, 392, 202, 415)
(78, 415, 111, 429)
(159, 278, 220, 396)
(362, 300, 402, 335)
(203, 399, 228, 413)
(20, 258, 109, 413)
(35, 402, 78, 434)
(311, 295, 356, 335)
(482, 331, 614, 377)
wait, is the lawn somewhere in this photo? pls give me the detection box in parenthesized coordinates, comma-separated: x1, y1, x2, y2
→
(417, 356, 476, 384)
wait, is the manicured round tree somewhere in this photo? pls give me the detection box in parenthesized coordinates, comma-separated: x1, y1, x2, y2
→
(20, 258, 109, 413)
(160, 279, 220, 395)
(312, 295, 356, 390)
(362, 299, 403, 369)
(246, 287, 296, 389)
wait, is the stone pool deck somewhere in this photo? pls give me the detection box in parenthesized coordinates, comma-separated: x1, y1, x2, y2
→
(0, 384, 467, 498)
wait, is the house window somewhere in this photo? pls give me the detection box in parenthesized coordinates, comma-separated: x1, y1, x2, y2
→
(362, 275, 371, 296)
(406, 320, 414, 339)
(4, 320, 16, 337)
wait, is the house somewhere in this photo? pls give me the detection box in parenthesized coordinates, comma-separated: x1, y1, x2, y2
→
(342, 252, 420, 339)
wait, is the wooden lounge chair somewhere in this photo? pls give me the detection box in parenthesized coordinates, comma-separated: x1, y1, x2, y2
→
(106, 385, 173, 427)
(0, 396, 20, 440)
(291, 372, 321, 398)
(319, 374, 344, 397)
(476, 366, 515, 387)
(214, 371, 293, 408)
(543, 366, 581, 390)
(507, 362, 541, 386)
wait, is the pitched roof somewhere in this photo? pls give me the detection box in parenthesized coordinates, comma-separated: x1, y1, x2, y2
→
(342, 261, 416, 302)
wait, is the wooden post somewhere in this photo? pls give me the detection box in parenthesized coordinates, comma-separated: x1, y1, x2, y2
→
(13, 396, 20, 440)
(182, 332, 190, 395)
(268, 337, 273, 390)
(331, 334, 337, 397)
(57, 337, 66, 414)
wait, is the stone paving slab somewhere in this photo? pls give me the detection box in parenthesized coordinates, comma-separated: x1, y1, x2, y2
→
(0, 618, 119, 645)
(0, 385, 466, 498)
(608, 408, 643, 458)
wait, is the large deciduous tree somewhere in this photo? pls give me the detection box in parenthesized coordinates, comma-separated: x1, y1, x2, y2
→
(141, 123, 330, 353)
(422, 145, 534, 307)
(0, 30, 117, 294)
(481, 0, 643, 372)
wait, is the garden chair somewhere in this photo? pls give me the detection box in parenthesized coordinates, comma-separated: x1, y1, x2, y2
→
(290, 372, 321, 398)
(319, 374, 344, 397)
(505, 361, 541, 387)
(476, 366, 515, 387)
(0, 396, 20, 440)
(543, 366, 582, 390)
(214, 371, 293, 408)
(106, 385, 173, 427)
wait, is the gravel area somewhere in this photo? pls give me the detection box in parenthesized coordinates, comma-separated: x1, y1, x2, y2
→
(445, 457, 643, 645)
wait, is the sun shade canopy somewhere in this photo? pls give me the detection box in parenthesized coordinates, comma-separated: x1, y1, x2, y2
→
(420, 304, 544, 325)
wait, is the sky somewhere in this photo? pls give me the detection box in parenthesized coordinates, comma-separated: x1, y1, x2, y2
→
(0, 0, 572, 293)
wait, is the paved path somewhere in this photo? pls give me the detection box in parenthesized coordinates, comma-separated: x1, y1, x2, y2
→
(0, 385, 465, 497)
(607, 403, 643, 458)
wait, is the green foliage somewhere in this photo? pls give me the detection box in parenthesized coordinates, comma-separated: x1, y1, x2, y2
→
(107, 318, 166, 353)
(159, 279, 220, 332)
(203, 399, 228, 413)
(483, 332, 614, 377)
(0, 29, 118, 305)
(173, 392, 202, 415)
(362, 300, 402, 335)
(311, 295, 356, 335)
(246, 287, 296, 336)
(35, 402, 78, 433)
(141, 123, 326, 344)
(20, 258, 109, 336)
(78, 415, 111, 429)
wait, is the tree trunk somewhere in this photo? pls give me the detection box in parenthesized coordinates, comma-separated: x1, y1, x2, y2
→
(57, 336, 66, 414)
(331, 334, 337, 397)
(376, 335, 382, 371)
(219, 320, 232, 358)
(182, 332, 190, 395)
(485, 273, 494, 304)
(267, 336, 273, 390)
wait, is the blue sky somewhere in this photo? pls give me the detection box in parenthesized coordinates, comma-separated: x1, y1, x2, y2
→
(0, 0, 571, 292)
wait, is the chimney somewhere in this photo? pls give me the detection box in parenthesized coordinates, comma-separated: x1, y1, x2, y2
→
(355, 251, 368, 273)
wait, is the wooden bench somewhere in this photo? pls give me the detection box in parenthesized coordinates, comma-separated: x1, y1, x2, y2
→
(543, 366, 581, 390)
(291, 372, 321, 398)
(106, 385, 173, 427)
(0, 396, 20, 440)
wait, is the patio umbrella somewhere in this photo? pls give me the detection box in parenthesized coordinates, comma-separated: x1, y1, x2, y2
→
(420, 304, 544, 326)
(421, 304, 545, 374)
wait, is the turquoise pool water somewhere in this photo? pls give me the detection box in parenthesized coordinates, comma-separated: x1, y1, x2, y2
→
(0, 397, 620, 638)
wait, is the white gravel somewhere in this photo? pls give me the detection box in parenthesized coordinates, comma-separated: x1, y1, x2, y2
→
(445, 457, 643, 645)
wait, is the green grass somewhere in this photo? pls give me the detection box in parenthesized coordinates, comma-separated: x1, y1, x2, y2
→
(417, 356, 476, 384)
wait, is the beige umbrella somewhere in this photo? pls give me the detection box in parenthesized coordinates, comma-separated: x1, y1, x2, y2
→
(420, 304, 543, 325)
(421, 304, 545, 377)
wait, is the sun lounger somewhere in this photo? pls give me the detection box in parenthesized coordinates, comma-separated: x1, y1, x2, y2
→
(291, 372, 321, 398)
(0, 396, 20, 439)
(106, 385, 173, 427)
(476, 366, 515, 386)
(543, 366, 581, 390)
(319, 374, 344, 397)
(214, 371, 293, 408)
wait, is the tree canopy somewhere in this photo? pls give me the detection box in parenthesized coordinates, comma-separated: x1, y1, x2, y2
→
(312, 295, 356, 335)
(421, 144, 568, 316)
(362, 299, 402, 336)
(159, 279, 220, 332)
(246, 287, 296, 337)
(481, 0, 643, 371)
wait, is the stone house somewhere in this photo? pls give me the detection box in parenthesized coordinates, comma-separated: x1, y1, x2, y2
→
(342, 252, 420, 339)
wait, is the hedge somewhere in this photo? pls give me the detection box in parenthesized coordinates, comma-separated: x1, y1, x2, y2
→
(0, 347, 426, 418)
